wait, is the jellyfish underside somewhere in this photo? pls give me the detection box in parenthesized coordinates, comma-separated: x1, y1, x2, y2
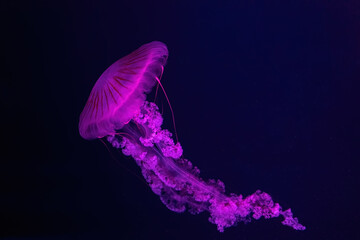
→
(106, 101, 305, 232)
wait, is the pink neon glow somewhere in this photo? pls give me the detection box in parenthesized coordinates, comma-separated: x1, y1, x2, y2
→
(79, 41, 305, 232)
(79, 41, 168, 140)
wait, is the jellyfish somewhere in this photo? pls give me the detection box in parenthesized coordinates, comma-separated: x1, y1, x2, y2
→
(79, 41, 305, 232)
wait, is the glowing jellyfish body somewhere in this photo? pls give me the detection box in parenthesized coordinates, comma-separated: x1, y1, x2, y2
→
(79, 41, 305, 232)
(79, 41, 168, 140)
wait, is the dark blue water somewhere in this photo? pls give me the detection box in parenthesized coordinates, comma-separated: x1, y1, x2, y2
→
(2, 0, 359, 239)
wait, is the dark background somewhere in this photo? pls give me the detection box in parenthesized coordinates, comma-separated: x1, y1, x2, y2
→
(2, 0, 359, 239)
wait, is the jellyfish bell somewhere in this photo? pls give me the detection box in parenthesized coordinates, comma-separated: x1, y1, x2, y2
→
(79, 41, 305, 232)
(79, 41, 168, 140)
